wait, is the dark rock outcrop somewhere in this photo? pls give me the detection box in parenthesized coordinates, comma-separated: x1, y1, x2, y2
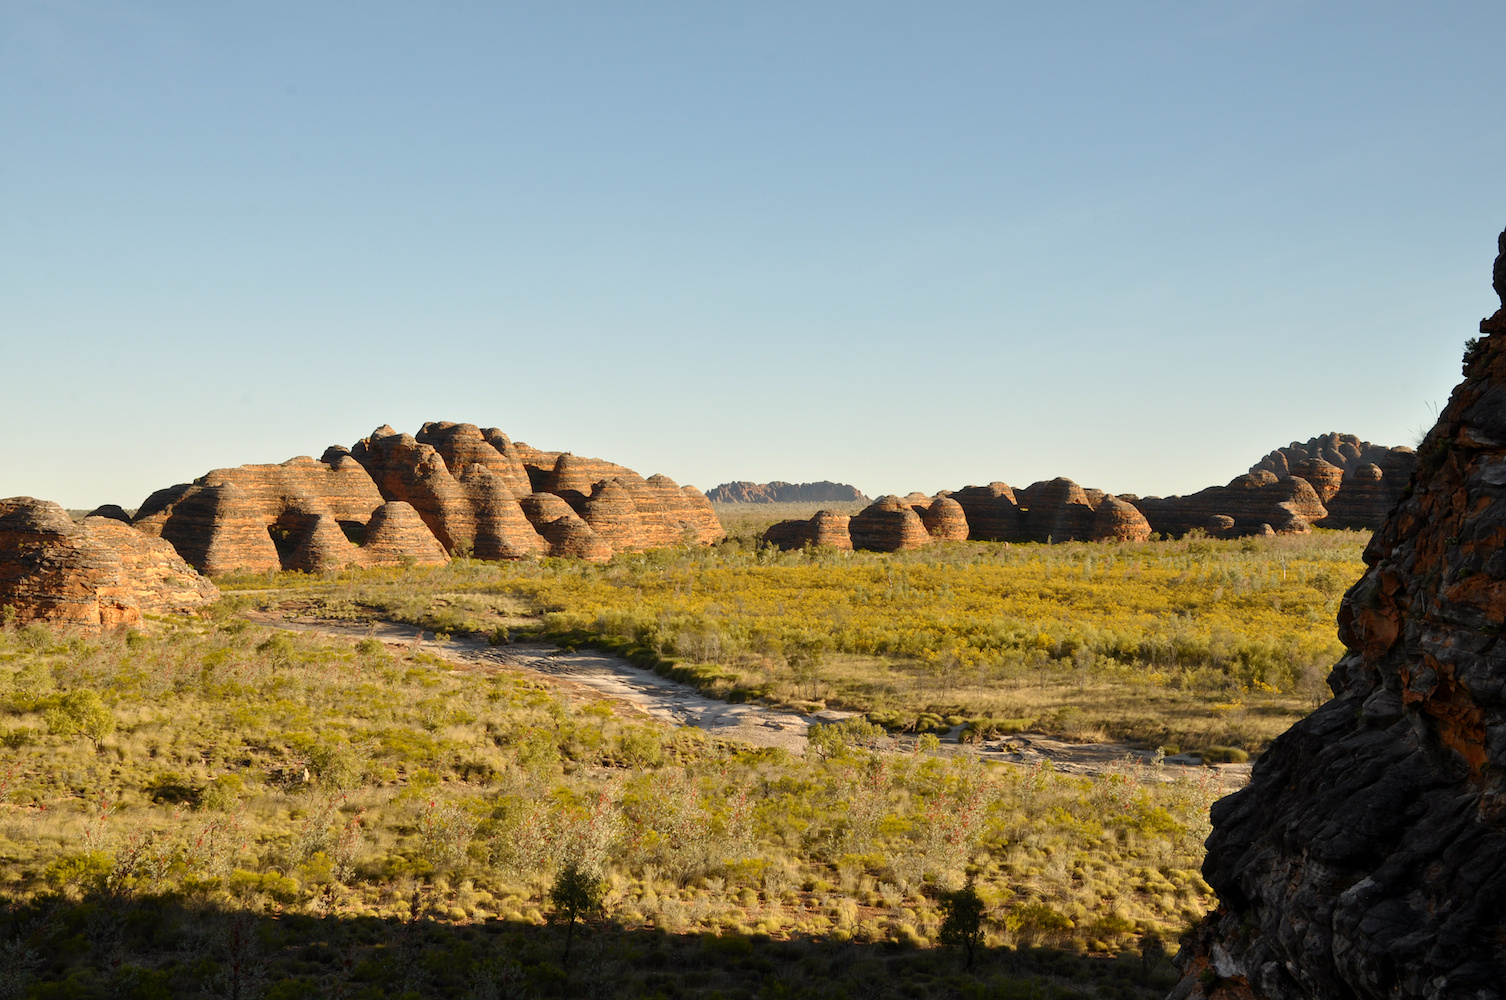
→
(951, 483, 1022, 541)
(0, 498, 218, 629)
(1174, 228, 1506, 1000)
(707, 481, 869, 504)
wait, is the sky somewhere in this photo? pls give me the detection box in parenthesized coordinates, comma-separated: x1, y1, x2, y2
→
(3, 2, 1504, 509)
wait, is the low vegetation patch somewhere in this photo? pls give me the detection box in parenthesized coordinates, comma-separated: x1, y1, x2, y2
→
(0, 621, 1212, 997)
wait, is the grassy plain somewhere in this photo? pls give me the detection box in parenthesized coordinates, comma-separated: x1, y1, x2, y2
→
(3, 619, 1210, 998)
(222, 529, 1367, 757)
(0, 527, 1369, 996)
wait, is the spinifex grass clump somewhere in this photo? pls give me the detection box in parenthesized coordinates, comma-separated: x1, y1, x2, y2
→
(0, 620, 1213, 997)
(220, 529, 1365, 755)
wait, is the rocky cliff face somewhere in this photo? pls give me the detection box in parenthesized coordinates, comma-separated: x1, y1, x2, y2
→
(1173, 230, 1506, 1000)
(707, 481, 870, 504)
(0, 498, 218, 629)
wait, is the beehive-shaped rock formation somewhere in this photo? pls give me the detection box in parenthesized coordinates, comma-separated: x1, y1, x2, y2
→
(762, 509, 854, 551)
(951, 483, 1022, 541)
(918, 496, 970, 541)
(1090, 496, 1151, 543)
(1253, 432, 1417, 531)
(519, 493, 613, 562)
(848, 496, 932, 552)
(361, 502, 449, 566)
(1132, 471, 1328, 539)
(1175, 229, 1506, 1000)
(131, 422, 723, 575)
(0, 498, 218, 629)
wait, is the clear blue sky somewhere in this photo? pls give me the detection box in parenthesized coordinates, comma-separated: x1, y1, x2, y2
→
(3, 2, 1503, 509)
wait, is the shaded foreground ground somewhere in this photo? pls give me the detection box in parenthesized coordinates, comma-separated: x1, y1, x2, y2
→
(2, 895, 1178, 999)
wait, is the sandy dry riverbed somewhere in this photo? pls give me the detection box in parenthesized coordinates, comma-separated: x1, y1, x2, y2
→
(246, 612, 1252, 789)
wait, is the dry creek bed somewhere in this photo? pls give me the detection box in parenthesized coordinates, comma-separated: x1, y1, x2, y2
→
(247, 612, 1252, 790)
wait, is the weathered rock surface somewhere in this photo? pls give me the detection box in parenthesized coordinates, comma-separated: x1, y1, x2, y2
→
(1090, 496, 1151, 543)
(1174, 230, 1506, 1000)
(918, 495, 970, 541)
(519, 493, 613, 562)
(361, 502, 449, 566)
(762, 510, 853, 551)
(0, 498, 218, 629)
(707, 481, 869, 504)
(951, 483, 1022, 541)
(133, 423, 722, 574)
(848, 496, 932, 552)
(1132, 472, 1327, 539)
(1253, 432, 1417, 531)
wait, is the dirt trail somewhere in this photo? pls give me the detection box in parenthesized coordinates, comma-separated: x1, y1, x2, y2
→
(248, 613, 1251, 787)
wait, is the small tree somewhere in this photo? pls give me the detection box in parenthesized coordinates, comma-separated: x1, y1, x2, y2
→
(44, 690, 115, 751)
(786, 636, 828, 702)
(550, 860, 605, 965)
(938, 875, 987, 969)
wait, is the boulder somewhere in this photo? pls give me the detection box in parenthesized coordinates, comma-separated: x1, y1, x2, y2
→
(849, 496, 932, 552)
(86, 505, 132, 523)
(0, 498, 218, 629)
(1175, 228, 1506, 1000)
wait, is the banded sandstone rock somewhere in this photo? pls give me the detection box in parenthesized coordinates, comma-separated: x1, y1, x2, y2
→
(919, 496, 969, 541)
(519, 493, 613, 562)
(1253, 432, 1417, 531)
(1089, 496, 1151, 542)
(761, 509, 853, 551)
(1132, 472, 1327, 539)
(416, 421, 532, 496)
(951, 483, 1022, 541)
(361, 502, 449, 566)
(458, 465, 547, 560)
(0, 498, 218, 629)
(849, 496, 932, 552)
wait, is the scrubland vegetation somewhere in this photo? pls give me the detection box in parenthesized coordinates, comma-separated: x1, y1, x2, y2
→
(227, 530, 1366, 757)
(0, 529, 1367, 996)
(3, 618, 1214, 997)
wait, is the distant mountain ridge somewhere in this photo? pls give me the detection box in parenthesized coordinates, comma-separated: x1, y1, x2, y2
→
(707, 481, 869, 504)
